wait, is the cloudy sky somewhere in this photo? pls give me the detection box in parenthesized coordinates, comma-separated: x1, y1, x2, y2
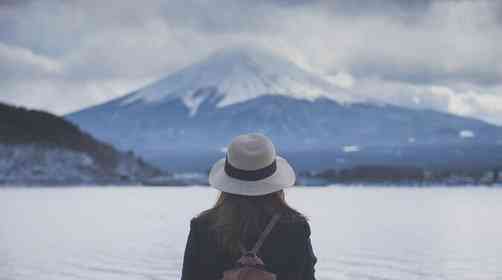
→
(1, 0, 502, 124)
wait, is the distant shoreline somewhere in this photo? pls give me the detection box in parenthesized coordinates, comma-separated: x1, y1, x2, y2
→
(2, 182, 501, 188)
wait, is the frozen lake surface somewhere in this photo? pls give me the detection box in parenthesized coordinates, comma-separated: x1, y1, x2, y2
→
(1, 186, 502, 280)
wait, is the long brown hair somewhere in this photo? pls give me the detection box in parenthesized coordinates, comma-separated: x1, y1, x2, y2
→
(197, 190, 306, 257)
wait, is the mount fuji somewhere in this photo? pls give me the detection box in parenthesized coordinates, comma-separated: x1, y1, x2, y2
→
(67, 47, 502, 172)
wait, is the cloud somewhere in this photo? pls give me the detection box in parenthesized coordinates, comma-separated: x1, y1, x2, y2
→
(0, 0, 501, 125)
(326, 72, 355, 89)
(0, 43, 62, 80)
(269, 1, 502, 85)
(347, 78, 502, 125)
(1, 78, 152, 115)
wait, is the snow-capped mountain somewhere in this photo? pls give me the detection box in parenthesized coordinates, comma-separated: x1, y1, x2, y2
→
(67, 47, 502, 172)
(121, 47, 355, 116)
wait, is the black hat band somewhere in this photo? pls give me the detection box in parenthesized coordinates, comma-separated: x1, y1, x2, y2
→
(224, 155, 277, 181)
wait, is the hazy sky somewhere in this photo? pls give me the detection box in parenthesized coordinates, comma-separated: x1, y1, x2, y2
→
(1, 0, 502, 124)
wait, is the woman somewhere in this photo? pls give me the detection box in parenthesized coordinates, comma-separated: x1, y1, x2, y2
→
(181, 133, 317, 280)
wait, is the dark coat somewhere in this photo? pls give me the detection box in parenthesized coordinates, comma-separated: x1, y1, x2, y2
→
(181, 215, 317, 280)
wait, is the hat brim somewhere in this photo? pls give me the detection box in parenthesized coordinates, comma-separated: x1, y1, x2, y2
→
(208, 156, 296, 196)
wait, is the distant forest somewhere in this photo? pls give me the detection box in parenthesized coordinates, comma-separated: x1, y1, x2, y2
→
(300, 164, 501, 186)
(0, 102, 126, 170)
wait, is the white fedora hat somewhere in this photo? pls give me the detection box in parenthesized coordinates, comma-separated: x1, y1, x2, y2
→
(209, 133, 296, 196)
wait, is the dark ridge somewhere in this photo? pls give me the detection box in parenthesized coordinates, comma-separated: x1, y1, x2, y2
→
(0, 102, 160, 176)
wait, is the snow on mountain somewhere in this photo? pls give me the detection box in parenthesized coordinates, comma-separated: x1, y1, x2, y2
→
(121, 46, 354, 116)
(459, 130, 475, 138)
(343, 145, 361, 153)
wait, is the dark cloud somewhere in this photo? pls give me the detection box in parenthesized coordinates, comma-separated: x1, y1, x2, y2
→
(315, 0, 432, 19)
(0, 0, 33, 7)
(158, 1, 271, 34)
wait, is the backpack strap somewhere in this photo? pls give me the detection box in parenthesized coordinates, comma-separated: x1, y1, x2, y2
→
(240, 213, 281, 256)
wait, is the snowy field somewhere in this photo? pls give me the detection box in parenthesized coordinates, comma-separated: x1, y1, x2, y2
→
(1, 186, 502, 280)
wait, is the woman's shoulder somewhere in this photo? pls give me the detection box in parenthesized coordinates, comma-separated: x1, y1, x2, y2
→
(189, 212, 211, 228)
(278, 215, 311, 237)
(189, 210, 219, 234)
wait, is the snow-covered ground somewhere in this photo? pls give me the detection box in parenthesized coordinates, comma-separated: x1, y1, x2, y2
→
(1, 187, 502, 280)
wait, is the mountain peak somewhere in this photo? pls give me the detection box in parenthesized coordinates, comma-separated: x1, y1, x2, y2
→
(121, 46, 353, 115)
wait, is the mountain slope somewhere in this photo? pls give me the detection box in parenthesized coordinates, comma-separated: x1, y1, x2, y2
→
(66, 47, 502, 172)
(0, 103, 160, 185)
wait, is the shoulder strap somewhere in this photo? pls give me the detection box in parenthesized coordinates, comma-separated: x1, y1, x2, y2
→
(240, 213, 281, 255)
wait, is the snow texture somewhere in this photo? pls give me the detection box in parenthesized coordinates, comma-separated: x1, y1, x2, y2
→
(342, 145, 360, 153)
(0, 144, 156, 185)
(0, 144, 97, 184)
(459, 130, 475, 138)
(1, 187, 502, 280)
